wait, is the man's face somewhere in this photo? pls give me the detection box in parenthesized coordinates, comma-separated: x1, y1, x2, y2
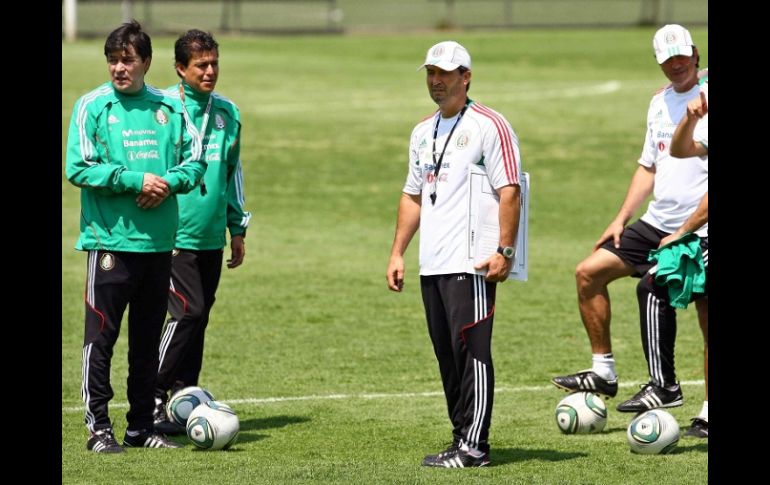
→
(660, 49, 698, 92)
(426, 65, 469, 106)
(177, 49, 219, 94)
(107, 45, 150, 94)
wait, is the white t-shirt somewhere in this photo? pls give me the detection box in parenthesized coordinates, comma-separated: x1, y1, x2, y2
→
(639, 82, 708, 236)
(403, 101, 521, 275)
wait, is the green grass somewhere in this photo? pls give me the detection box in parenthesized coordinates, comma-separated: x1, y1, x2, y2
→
(62, 28, 708, 484)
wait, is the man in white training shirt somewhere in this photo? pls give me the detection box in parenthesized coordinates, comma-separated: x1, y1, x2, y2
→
(552, 25, 708, 415)
(660, 83, 709, 439)
(386, 41, 522, 468)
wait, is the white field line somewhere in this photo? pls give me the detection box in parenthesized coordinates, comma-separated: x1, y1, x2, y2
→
(62, 379, 704, 413)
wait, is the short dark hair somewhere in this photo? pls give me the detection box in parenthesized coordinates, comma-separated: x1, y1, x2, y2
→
(174, 29, 219, 69)
(104, 20, 152, 61)
(458, 66, 471, 93)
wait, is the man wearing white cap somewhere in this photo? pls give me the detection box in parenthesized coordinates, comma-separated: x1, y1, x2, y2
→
(552, 24, 707, 417)
(386, 40, 522, 467)
(659, 77, 709, 439)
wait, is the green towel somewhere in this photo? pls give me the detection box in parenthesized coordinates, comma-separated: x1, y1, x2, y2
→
(648, 233, 706, 309)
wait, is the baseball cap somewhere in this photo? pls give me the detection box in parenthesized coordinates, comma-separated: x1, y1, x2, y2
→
(418, 41, 471, 71)
(653, 24, 694, 64)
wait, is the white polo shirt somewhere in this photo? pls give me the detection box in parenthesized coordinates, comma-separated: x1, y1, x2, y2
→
(403, 101, 521, 275)
(639, 82, 708, 236)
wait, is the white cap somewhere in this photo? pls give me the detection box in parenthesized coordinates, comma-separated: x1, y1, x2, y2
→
(653, 24, 694, 64)
(418, 41, 471, 71)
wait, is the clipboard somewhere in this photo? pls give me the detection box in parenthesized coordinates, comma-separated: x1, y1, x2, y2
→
(466, 165, 529, 281)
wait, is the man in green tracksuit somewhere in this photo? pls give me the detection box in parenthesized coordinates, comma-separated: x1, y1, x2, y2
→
(65, 20, 206, 453)
(153, 30, 251, 434)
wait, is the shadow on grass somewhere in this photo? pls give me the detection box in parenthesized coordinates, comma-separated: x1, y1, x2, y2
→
(176, 415, 311, 447)
(240, 415, 311, 432)
(232, 432, 269, 444)
(493, 447, 588, 465)
(174, 431, 269, 447)
(235, 415, 311, 444)
(671, 441, 708, 454)
(602, 426, 631, 435)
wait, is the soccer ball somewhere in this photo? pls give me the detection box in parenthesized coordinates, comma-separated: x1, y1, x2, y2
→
(627, 409, 680, 454)
(186, 400, 240, 450)
(554, 392, 608, 434)
(166, 386, 215, 426)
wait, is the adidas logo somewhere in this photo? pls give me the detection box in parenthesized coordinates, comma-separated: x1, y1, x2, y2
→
(108, 114, 120, 124)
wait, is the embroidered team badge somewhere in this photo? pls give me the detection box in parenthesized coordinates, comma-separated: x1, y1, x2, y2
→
(99, 253, 115, 271)
(455, 130, 470, 149)
(215, 114, 226, 130)
(155, 109, 169, 125)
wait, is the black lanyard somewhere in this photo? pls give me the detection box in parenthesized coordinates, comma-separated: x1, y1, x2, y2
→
(430, 98, 470, 205)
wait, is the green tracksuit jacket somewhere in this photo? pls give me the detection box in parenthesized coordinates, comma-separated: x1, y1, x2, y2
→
(166, 83, 250, 250)
(66, 82, 206, 252)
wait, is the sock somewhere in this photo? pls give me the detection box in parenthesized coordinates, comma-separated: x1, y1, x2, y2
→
(698, 401, 708, 422)
(591, 353, 617, 381)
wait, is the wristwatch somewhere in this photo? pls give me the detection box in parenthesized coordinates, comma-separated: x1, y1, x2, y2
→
(497, 246, 515, 260)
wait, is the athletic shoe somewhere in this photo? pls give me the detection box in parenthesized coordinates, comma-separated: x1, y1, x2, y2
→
(153, 400, 185, 436)
(616, 382, 683, 413)
(551, 370, 618, 398)
(123, 429, 182, 449)
(422, 443, 490, 468)
(683, 417, 708, 438)
(86, 428, 124, 453)
(422, 441, 460, 466)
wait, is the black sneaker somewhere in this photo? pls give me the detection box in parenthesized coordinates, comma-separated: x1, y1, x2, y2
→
(153, 400, 186, 436)
(422, 443, 490, 468)
(552, 370, 618, 398)
(616, 382, 683, 413)
(683, 417, 708, 438)
(86, 428, 124, 453)
(123, 429, 182, 449)
(422, 441, 460, 466)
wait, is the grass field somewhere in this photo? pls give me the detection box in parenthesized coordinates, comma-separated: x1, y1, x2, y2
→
(62, 27, 708, 484)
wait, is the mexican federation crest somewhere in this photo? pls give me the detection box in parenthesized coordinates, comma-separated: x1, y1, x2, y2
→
(455, 130, 470, 150)
(215, 113, 226, 130)
(99, 252, 115, 271)
(155, 108, 169, 125)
